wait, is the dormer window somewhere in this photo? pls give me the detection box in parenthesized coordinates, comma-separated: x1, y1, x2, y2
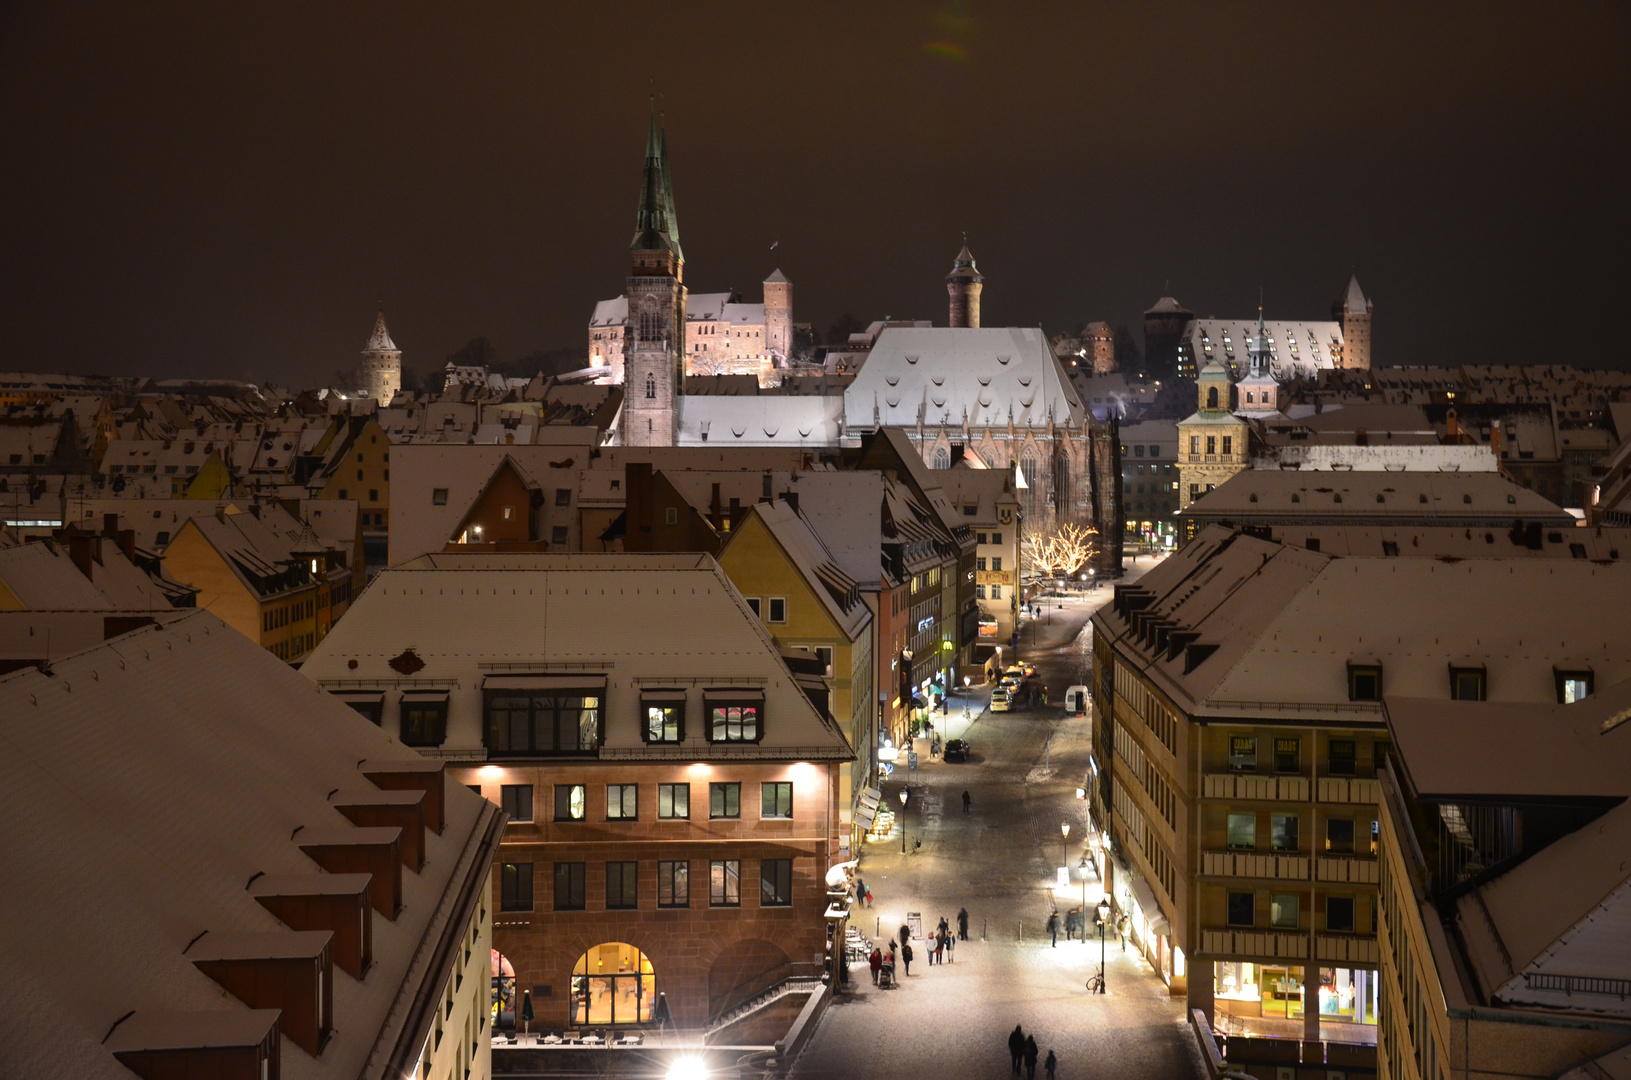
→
(1347, 664, 1382, 702)
(1556, 669, 1593, 704)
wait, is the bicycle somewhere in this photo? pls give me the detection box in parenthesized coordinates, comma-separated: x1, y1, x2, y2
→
(1085, 971, 1105, 995)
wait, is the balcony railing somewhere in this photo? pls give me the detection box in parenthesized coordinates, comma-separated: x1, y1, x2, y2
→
(1201, 850, 1309, 881)
(1316, 934, 1379, 965)
(1317, 777, 1380, 804)
(1203, 773, 1310, 801)
(1200, 929, 1308, 960)
(1315, 854, 1379, 884)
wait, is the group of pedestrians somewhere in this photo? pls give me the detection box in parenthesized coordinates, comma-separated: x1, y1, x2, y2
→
(1008, 1025, 1057, 1080)
(867, 908, 971, 984)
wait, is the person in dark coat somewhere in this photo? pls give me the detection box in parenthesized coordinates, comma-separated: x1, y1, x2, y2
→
(1023, 1035, 1039, 1080)
(899, 923, 911, 950)
(1044, 1049, 1057, 1079)
(901, 940, 914, 975)
(1046, 910, 1061, 948)
(1008, 1026, 1025, 1075)
(958, 907, 970, 940)
(868, 946, 882, 985)
(962, 790, 971, 813)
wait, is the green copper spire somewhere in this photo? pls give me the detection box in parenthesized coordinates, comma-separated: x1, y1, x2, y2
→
(631, 103, 682, 260)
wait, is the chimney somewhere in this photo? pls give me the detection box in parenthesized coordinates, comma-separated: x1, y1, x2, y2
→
(67, 533, 99, 580)
(626, 462, 653, 548)
(103, 513, 119, 537)
(782, 491, 799, 514)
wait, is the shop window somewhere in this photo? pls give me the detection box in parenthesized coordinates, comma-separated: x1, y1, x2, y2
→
(709, 782, 741, 819)
(1270, 894, 1299, 929)
(553, 863, 586, 911)
(1326, 896, 1355, 933)
(762, 782, 793, 819)
(500, 862, 533, 911)
(1449, 666, 1486, 701)
(1273, 737, 1300, 773)
(658, 783, 689, 820)
(709, 860, 741, 907)
(1556, 669, 1593, 704)
(605, 862, 638, 910)
(554, 784, 586, 822)
(500, 784, 533, 824)
(1226, 891, 1256, 927)
(1326, 818, 1355, 854)
(1228, 735, 1257, 772)
(570, 944, 654, 1026)
(607, 784, 638, 821)
(1347, 664, 1382, 701)
(657, 861, 689, 907)
(760, 859, 793, 907)
(1271, 814, 1299, 852)
(1227, 813, 1256, 850)
(1328, 739, 1357, 776)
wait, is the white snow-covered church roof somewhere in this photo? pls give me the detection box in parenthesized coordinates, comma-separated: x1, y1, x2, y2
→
(1185, 318, 1345, 376)
(842, 327, 1084, 431)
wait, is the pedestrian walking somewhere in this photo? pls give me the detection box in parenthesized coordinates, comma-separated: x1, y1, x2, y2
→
(958, 907, 970, 941)
(1044, 1050, 1057, 1079)
(1046, 910, 1060, 948)
(1041, 685, 1049, 706)
(1023, 1035, 1039, 1080)
(865, 886, 874, 908)
(962, 790, 971, 813)
(901, 941, 913, 976)
(945, 930, 955, 962)
(854, 875, 865, 904)
(868, 947, 882, 985)
(1008, 1026, 1025, 1075)
(1117, 913, 1130, 951)
(932, 934, 942, 965)
(899, 923, 911, 951)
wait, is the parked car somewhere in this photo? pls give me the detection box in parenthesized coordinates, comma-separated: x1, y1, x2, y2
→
(989, 688, 1011, 713)
(944, 739, 971, 763)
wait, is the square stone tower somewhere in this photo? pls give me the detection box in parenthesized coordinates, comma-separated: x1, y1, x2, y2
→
(622, 115, 686, 447)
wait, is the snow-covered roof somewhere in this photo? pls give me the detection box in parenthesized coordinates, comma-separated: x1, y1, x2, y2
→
(1187, 318, 1344, 375)
(0, 610, 499, 1080)
(363, 310, 397, 353)
(843, 327, 1083, 431)
(677, 394, 844, 447)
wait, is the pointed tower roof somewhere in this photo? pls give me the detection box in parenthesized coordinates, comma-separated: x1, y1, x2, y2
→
(631, 106, 683, 259)
(1344, 274, 1369, 311)
(764, 268, 790, 284)
(363, 311, 397, 353)
(1247, 297, 1271, 375)
(1145, 296, 1191, 316)
(947, 236, 982, 282)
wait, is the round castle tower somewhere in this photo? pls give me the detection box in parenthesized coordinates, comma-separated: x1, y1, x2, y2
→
(361, 311, 401, 405)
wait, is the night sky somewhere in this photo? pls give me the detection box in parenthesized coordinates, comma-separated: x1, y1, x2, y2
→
(3, 3, 1627, 386)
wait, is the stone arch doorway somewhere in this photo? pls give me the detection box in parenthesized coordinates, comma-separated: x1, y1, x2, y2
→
(708, 938, 792, 1020)
(570, 943, 655, 1026)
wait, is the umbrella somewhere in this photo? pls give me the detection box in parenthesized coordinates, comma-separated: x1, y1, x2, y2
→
(520, 990, 534, 1036)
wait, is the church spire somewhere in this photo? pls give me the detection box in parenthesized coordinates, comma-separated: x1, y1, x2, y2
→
(1248, 293, 1271, 376)
(631, 102, 682, 260)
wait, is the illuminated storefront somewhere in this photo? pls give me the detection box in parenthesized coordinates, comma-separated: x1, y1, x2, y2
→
(1214, 961, 1377, 1026)
(570, 943, 656, 1026)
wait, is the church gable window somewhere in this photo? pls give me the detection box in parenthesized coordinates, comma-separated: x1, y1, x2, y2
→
(645, 375, 656, 400)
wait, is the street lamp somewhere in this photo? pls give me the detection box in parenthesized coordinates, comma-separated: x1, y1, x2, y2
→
(899, 788, 909, 854)
(1094, 898, 1111, 994)
(1060, 822, 1070, 872)
(1078, 856, 1090, 941)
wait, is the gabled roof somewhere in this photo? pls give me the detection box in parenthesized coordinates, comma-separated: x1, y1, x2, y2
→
(0, 610, 500, 1079)
(844, 327, 1084, 431)
(730, 500, 871, 642)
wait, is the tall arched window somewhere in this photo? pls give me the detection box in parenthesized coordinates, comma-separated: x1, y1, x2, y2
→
(933, 447, 949, 470)
(645, 374, 656, 400)
(1021, 452, 1038, 493)
(1206, 386, 1219, 409)
(570, 943, 655, 1025)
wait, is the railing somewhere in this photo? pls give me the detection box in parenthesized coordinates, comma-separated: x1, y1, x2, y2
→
(1200, 929, 1308, 960)
(1202, 850, 1309, 881)
(1318, 776, 1380, 804)
(1316, 854, 1379, 884)
(704, 974, 824, 1036)
(1523, 973, 1631, 999)
(1203, 773, 1310, 801)
(1316, 934, 1379, 965)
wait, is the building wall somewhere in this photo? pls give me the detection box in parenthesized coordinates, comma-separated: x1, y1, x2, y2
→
(1175, 419, 1249, 518)
(316, 420, 392, 541)
(974, 524, 1019, 644)
(163, 521, 319, 661)
(416, 889, 494, 1080)
(468, 759, 836, 1030)
(623, 261, 686, 447)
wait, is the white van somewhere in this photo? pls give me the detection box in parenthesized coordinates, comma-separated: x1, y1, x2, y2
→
(1064, 685, 1089, 716)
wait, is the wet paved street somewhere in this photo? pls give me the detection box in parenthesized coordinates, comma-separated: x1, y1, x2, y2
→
(792, 559, 1204, 1080)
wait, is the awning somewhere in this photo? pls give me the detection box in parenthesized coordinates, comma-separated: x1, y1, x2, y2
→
(483, 674, 608, 691)
(400, 689, 449, 703)
(703, 689, 765, 703)
(329, 691, 384, 705)
(856, 803, 877, 828)
(1128, 875, 1171, 937)
(859, 789, 881, 810)
(640, 689, 687, 703)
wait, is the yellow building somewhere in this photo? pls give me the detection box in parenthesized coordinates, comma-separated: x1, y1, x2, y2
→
(1176, 361, 1249, 536)
(312, 416, 391, 574)
(718, 500, 875, 845)
(164, 503, 339, 663)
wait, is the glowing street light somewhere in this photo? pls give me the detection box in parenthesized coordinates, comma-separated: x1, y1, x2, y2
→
(1060, 822, 1071, 870)
(899, 788, 909, 854)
